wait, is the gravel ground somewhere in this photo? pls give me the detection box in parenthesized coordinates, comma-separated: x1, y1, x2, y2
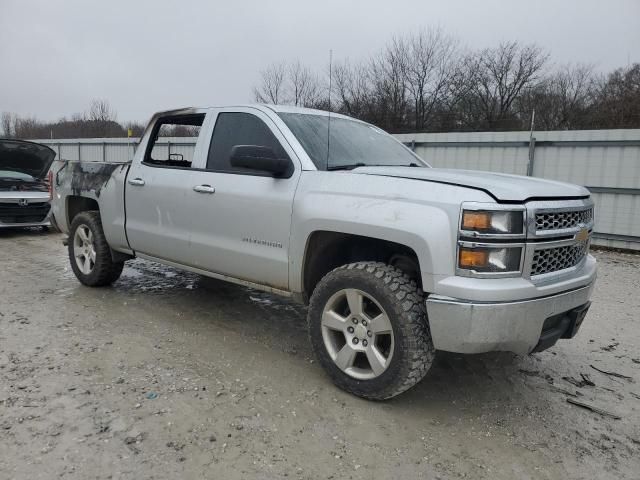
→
(1, 230, 639, 480)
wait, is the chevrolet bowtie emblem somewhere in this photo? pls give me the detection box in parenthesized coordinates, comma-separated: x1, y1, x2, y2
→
(575, 227, 589, 243)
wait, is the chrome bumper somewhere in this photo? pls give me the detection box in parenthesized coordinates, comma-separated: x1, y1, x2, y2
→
(426, 281, 596, 355)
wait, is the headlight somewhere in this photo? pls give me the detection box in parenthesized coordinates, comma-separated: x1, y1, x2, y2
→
(457, 204, 526, 277)
(458, 245, 523, 274)
(460, 209, 524, 236)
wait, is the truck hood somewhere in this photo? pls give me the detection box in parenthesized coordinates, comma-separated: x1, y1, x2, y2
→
(353, 166, 590, 202)
(0, 139, 56, 180)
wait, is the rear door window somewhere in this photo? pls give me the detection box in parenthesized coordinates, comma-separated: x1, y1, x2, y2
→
(144, 114, 205, 168)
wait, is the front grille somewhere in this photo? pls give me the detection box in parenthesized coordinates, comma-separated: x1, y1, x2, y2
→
(0, 202, 50, 224)
(535, 208, 593, 231)
(531, 242, 589, 276)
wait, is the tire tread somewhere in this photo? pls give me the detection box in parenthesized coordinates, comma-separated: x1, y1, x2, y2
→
(68, 210, 124, 287)
(308, 261, 434, 400)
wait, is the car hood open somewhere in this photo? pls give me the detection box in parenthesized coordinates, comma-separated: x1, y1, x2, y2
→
(353, 166, 590, 202)
(0, 139, 56, 180)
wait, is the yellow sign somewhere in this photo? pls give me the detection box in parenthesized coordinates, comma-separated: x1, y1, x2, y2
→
(127, 128, 133, 138)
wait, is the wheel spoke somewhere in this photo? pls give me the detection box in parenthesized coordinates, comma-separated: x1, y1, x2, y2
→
(366, 346, 388, 376)
(345, 289, 363, 317)
(89, 249, 96, 262)
(83, 255, 91, 274)
(333, 344, 356, 371)
(78, 227, 89, 243)
(322, 310, 347, 331)
(370, 313, 393, 334)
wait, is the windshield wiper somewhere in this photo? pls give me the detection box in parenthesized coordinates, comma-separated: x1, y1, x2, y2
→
(327, 162, 424, 171)
(326, 163, 366, 171)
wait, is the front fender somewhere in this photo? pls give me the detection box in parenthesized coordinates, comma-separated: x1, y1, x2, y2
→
(288, 172, 491, 293)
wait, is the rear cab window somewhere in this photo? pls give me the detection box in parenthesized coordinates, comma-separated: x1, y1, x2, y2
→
(144, 114, 205, 168)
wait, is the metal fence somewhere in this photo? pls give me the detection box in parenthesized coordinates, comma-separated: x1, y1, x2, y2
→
(395, 129, 640, 251)
(34, 129, 640, 251)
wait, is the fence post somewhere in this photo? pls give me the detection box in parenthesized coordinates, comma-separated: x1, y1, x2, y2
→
(77, 143, 81, 162)
(527, 137, 536, 176)
(102, 142, 106, 162)
(526, 108, 536, 176)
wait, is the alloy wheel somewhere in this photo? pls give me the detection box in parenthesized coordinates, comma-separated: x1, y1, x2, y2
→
(73, 224, 96, 275)
(321, 288, 394, 380)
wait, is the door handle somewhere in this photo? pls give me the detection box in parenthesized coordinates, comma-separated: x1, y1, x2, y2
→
(193, 185, 215, 194)
(128, 177, 145, 186)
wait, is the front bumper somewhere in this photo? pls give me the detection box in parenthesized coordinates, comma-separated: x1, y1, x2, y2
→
(0, 219, 50, 228)
(0, 207, 51, 228)
(0, 196, 51, 228)
(426, 281, 596, 355)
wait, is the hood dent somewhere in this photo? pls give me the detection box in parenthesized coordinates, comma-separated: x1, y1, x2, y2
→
(354, 167, 589, 203)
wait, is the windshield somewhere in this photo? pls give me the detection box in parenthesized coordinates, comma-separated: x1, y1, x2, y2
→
(278, 113, 427, 170)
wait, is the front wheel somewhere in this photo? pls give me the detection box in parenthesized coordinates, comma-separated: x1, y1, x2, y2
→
(308, 262, 435, 400)
(68, 211, 124, 286)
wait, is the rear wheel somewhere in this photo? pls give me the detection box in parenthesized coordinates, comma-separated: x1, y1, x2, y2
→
(308, 262, 435, 400)
(68, 211, 124, 286)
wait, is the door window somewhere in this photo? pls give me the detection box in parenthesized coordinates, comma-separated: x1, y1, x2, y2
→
(206, 112, 288, 174)
(144, 114, 205, 168)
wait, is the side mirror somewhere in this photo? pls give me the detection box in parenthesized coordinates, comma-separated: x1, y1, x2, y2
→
(230, 145, 291, 177)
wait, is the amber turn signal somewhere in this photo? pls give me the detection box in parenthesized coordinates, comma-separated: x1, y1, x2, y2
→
(459, 248, 489, 268)
(461, 211, 492, 230)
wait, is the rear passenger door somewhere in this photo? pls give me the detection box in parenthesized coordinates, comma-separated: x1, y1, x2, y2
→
(125, 112, 209, 265)
(186, 107, 301, 290)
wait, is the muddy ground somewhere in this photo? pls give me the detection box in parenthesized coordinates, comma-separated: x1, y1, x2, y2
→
(0, 230, 639, 480)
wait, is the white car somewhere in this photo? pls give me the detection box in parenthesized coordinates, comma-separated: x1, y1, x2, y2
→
(50, 105, 596, 399)
(0, 139, 54, 229)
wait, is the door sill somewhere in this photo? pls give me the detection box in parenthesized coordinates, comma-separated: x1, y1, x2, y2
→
(135, 253, 292, 298)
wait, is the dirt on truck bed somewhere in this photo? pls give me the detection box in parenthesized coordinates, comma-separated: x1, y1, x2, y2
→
(1, 230, 639, 480)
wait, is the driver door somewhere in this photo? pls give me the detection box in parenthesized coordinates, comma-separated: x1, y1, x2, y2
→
(185, 107, 301, 289)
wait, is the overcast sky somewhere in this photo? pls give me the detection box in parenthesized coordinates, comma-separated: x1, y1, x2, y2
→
(1, 0, 638, 124)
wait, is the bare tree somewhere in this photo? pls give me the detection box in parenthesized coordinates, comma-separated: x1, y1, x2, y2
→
(463, 41, 549, 129)
(333, 60, 373, 118)
(369, 40, 410, 131)
(399, 28, 459, 131)
(290, 60, 324, 107)
(87, 99, 116, 123)
(84, 99, 120, 137)
(253, 63, 288, 104)
(518, 63, 596, 129)
(13, 116, 41, 139)
(1, 112, 14, 137)
(592, 63, 640, 128)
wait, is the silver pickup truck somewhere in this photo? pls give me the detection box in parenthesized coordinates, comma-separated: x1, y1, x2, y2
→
(51, 105, 597, 399)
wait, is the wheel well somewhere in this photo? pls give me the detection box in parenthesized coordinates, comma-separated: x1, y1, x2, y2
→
(302, 231, 421, 301)
(66, 196, 99, 226)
